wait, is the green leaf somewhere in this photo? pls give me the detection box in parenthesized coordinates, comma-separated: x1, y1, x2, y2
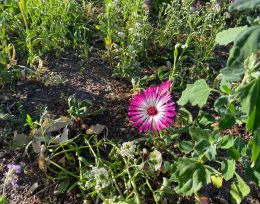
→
(173, 158, 211, 196)
(235, 78, 260, 132)
(227, 148, 240, 160)
(231, 182, 243, 204)
(214, 96, 228, 109)
(227, 26, 260, 68)
(218, 114, 236, 130)
(246, 167, 260, 187)
(215, 26, 248, 45)
(219, 135, 235, 149)
(221, 159, 236, 181)
(236, 173, 250, 197)
(194, 139, 211, 152)
(189, 126, 210, 142)
(177, 79, 212, 108)
(230, 173, 250, 204)
(234, 137, 246, 155)
(198, 111, 215, 126)
(229, 0, 260, 11)
(220, 65, 244, 82)
(178, 107, 193, 124)
(206, 144, 217, 161)
(178, 140, 194, 153)
(54, 180, 70, 195)
(250, 131, 260, 169)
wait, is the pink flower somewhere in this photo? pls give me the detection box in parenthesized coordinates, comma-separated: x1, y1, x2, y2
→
(128, 81, 176, 133)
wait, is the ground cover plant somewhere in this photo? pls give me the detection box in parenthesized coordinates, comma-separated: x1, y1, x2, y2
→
(0, 0, 260, 203)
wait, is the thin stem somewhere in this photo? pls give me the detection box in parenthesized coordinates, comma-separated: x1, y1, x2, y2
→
(49, 160, 79, 179)
(145, 178, 158, 204)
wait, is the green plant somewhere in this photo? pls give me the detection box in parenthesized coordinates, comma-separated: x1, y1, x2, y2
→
(99, 0, 152, 78)
(67, 95, 104, 121)
(174, 1, 260, 202)
(0, 0, 90, 65)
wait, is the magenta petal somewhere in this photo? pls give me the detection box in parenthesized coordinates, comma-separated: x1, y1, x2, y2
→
(128, 81, 176, 134)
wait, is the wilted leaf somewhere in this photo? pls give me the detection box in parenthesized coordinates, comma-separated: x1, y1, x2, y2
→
(195, 194, 209, 204)
(177, 79, 212, 108)
(35, 116, 72, 136)
(13, 131, 27, 145)
(53, 126, 69, 144)
(38, 145, 46, 172)
(86, 124, 106, 134)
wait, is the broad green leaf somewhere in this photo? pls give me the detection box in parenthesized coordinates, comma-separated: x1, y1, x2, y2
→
(220, 65, 244, 82)
(235, 78, 260, 132)
(178, 140, 194, 153)
(211, 175, 223, 188)
(219, 114, 236, 130)
(189, 126, 210, 142)
(215, 26, 248, 45)
(221, 159, 236, 181)
(214, 96, 228, 109)
(219, 135, 235, 149)
(227, 148, 240, 160)
(206, 144, 217, 161)
(177, 79, 212, 108)
(227, 26, 260, 68)
(178, 107, 193, 124)
(198, 111, 215, 126)
(230, 182, 243, 204)
(234, 137, 246, 155)
(246, 167, 260, 187)
(194, 139, 211, 152)
(230, 173, 250, 204)
(229, 0, 260, 11)
(174, 158, 211, 196)
(250, 131, 260, 169)
(236, 173, 250, 197)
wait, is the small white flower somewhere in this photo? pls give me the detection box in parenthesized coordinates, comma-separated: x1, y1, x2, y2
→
(117, 31, 125, 38)
(149, 149, 162, 171)
(91, 167, 110, 190)
(134, 22, 142, 28)
(128, 28, 135, 34)
(119, 141, 136, 159)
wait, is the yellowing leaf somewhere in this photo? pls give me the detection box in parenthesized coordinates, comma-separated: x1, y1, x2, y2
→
(211, 175, 223, 188)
